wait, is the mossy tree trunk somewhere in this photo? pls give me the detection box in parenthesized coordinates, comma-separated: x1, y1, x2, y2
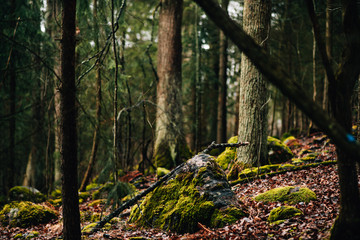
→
(59, 0, 81, 238)
(235, 0, 271, 170)
(153, 0, 188, 170)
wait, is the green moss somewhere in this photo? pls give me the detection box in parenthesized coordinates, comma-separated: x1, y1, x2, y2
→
(50, 189, 61, 199)
(128, 158, 244, 233)
(211, 206, 246, 227)
(88, 199, 106, 207)
(79, 192, 90, 200)
(238, 165, 272, 178)
(0, 201, 58, 227)
(14, 233, 23, 239)
(85, 183, 101, 191)
(156, 167, 170, 177)
(9, 186, 46, 203)
(227, 136, 238, 144)
(254, 186, 317, 204)
(267, 136, 294, 164)
(82, 222, 111, 234)
(216, 148, 236, 170)
(92, 182, 114, 200)
(81, 211, 101, 222)
(278, 164, 296, 170)
(268, 206, 303, 223)
(25, 231, 40, 239)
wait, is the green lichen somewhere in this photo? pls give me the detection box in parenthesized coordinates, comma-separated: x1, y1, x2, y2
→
(268, 206, 303, 223)
(0, 201, 58, 227)
(9, 186, 46, 203)
(267, 136, 294, 164)
(254, 186, 317, 204)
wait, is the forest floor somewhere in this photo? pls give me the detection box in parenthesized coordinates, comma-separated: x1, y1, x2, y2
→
(1, 132, 359, 239)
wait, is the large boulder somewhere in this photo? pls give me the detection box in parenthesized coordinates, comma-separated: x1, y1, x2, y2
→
(0, 201, 58, 227)
(128, 154, 246, 233)
(267, 136, 294, 164)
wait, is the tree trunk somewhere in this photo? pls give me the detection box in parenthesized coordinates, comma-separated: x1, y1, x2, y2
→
(153, 0, 189, 170)
(235, 0, 271, 170)
(330, 2, 360, 237)
(323, 0, 333, 112)
(59, 0, 81, 238)
(216, 0, 229, 144)
(79, 0, 102, 192)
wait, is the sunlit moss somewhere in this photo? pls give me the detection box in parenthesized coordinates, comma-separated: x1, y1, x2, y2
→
(254, 186, 317, 204)
(268, 206, 302, 223)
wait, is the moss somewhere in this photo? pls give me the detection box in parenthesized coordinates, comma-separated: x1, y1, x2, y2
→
(128, 157, 244, 233)
(25, 231, 40, 239)
(0, 201, 58, 227)
(79, 192, 90, 201)
(50, 189, 61, 199)
(254, 186, 317, 204)
(92, 182, 114, 200)
(14, 233, 23, 239)
(82, 222, 111, 234)
(81, 210, 101, 222)
(227, 136, 239, 144)
(88, 199, 106, 207)
(238, 165, 272, 178)
(9, 186, 46, 203)
(268, 206, 303, 223)
(210, 206, 246, 227)
(278, 164, 296, 170)
(85, 183, 101, 191)
(216, 148, 236, 170)
(267, 136, 294, 164)
(156, 167, 170, 177)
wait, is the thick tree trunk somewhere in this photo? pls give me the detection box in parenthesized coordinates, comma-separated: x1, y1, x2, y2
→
(59, 0, 81, 238)
(153, 0, 189, 169)
(323, 0, 333, 112)
(235, 0, 271, 170)
(216, 0, 229, 144)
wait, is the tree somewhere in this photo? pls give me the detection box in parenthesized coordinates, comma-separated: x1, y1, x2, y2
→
(59, 0, 81, 238)
(233, 0, 271, 173)
(153, 0, 190, 170)
(216, 0, 229, 144)
(194, 0, 360, 238)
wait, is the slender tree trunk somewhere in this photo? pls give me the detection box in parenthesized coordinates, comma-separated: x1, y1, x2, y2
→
(79, 0, 102, 192)
(323, 0, 333, 112)
(194, 4, 201, 152)
(216, 0, 229, 144)
(59, 0, 81, 238)
(153, 0, 189, 170)
(235, 0, 271, 171)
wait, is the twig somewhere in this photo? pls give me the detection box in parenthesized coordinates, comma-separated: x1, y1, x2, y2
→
(201, 141, 249, 154)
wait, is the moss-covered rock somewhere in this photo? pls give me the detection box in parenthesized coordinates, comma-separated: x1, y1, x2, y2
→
(267, 136, 294, 164)
(215, 136, 239, 171)
(128, 154, 246, 233)
(9, 186, 46, 203)
(268, 206, 303, 223)
(82, 222, 111, 234)
(254, 186, 316, 204)
(0, 201, 58, 227)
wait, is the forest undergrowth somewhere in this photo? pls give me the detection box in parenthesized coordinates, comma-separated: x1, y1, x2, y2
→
(1, 133, 359, 240)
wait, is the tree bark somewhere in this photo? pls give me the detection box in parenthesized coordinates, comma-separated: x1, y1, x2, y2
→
(216, 0, 229, 144)
(59, 0, 81, 238)
(235, 0, 271, 169)
(153, 0, 189, 169)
